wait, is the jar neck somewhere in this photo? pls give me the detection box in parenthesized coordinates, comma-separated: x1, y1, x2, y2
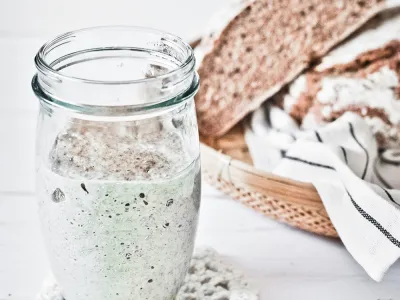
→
(32, 26, 199, 117)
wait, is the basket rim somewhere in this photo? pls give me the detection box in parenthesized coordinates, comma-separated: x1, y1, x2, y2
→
(200, 143, 324, 209)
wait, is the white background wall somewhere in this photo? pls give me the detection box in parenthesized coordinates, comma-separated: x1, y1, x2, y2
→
(0, 0, 231, 40)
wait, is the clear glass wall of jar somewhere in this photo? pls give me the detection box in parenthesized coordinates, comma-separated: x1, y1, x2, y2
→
(32, 27, 200, 300)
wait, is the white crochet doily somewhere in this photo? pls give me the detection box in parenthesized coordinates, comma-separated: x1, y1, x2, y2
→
(37, 248, 258, 300)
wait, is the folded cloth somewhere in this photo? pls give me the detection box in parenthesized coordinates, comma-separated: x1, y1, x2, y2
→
(246, 105, 400, 281)
(37, 248, 258, 300)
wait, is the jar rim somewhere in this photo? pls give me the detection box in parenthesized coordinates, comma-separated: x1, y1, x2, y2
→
(32, 26, 199, 116)
(34, 25, 195, 85)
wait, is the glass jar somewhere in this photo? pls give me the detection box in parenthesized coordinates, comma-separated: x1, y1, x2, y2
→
(32, 27, 200, 300)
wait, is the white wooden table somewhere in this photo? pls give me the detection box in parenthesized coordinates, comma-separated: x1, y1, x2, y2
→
(1, 1, 399, 299)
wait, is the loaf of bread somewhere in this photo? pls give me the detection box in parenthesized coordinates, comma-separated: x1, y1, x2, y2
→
(195, 0, 394, 137)
(279, 9, 400, 148)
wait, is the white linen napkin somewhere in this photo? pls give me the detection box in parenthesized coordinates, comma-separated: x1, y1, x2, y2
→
(245, 106, 400, 281)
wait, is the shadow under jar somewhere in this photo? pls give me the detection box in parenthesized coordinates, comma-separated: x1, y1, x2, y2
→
(32, 26, 201, 300)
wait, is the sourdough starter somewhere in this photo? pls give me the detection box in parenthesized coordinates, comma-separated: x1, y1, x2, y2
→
(36, 122, 201, 300)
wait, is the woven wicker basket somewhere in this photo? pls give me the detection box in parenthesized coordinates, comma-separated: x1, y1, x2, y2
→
(200, 124, 338, 238)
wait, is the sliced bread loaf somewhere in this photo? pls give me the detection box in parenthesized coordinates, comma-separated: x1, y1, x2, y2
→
(195, 0, 396, 136)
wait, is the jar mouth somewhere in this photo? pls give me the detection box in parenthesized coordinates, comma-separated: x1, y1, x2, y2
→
(35, 26, 195, 85)
(33, 26, 199, 115)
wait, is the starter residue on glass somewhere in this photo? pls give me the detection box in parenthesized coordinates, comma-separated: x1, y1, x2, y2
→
(36, 121, 201, 300)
